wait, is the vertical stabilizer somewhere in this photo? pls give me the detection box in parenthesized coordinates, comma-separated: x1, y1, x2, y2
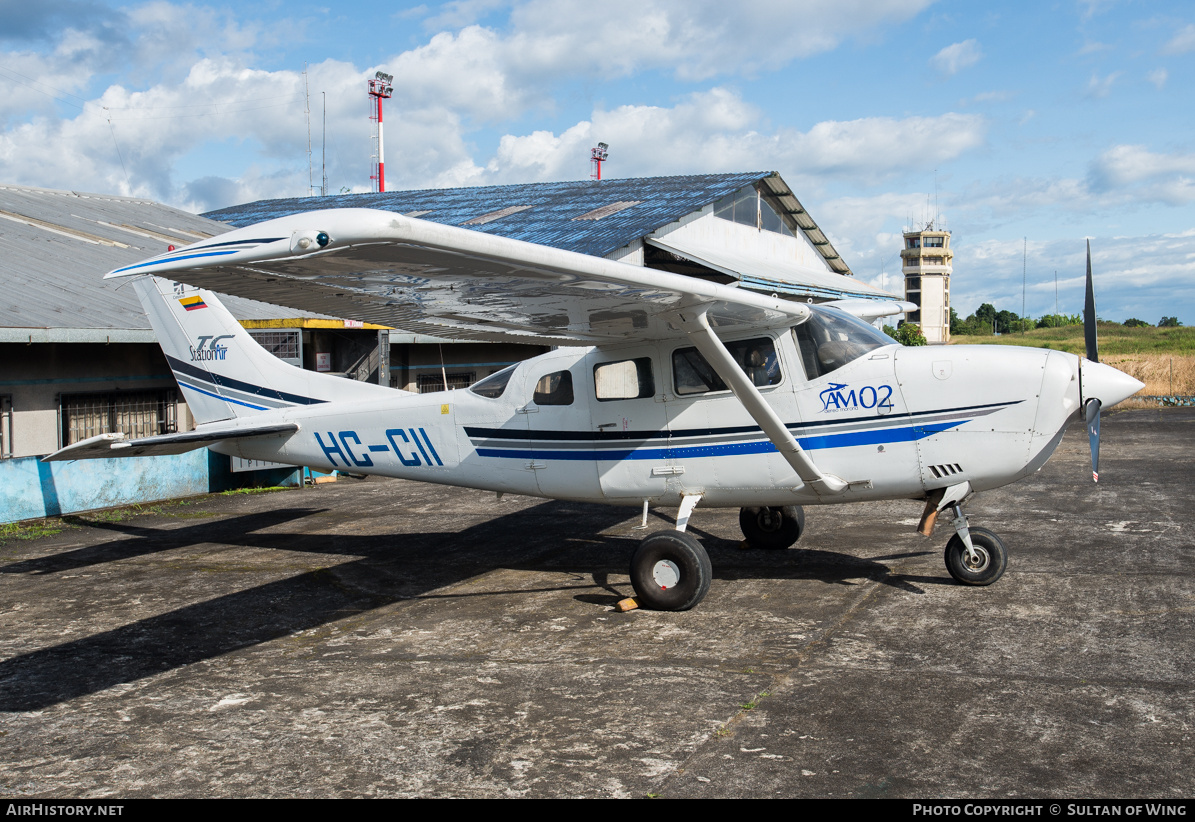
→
(133, 276, 391, 424)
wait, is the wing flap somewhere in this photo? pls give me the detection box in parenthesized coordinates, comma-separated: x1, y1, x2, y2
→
(43, 423, 299, 461)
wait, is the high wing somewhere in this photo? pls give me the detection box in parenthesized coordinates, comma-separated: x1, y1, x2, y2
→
(105, 208, 901, 342)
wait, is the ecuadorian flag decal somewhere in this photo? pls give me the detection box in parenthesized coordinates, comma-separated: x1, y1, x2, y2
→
(179, 296, 207, 311)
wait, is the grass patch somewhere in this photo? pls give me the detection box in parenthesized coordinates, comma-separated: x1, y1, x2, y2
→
(0, 518, 73, 543)
(950, 323, 1195, 356)
(220, 486, 291, 496)
(67, 503, 164, 524)
(951, 325, 1195, 398)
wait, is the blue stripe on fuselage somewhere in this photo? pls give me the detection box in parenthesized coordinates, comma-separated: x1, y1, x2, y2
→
(475, 420, 960, 461)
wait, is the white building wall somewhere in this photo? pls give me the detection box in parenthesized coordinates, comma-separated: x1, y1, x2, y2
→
(651, 209, 834, 273)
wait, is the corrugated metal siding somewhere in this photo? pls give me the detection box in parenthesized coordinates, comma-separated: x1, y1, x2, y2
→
(0, 184, 332, 331)
(205, 171, 856, 278)
(204, 173, 775, 259)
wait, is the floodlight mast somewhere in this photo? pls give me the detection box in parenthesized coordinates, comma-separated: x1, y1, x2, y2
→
(590, 142, 609, 181)
(368, 71, 394, 192)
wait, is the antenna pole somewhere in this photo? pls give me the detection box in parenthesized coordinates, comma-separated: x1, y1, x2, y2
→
(1022, 237, 1027, 334)
(368, 72, 394, 192)
(304, 63, 313, 197)
(321, 92, 328, 197)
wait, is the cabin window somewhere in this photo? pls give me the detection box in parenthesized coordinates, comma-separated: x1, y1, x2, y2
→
(792, 305, 895, 379)
(533, 370, 574, 406)
(672, 338, 781, 395)
(594, 358, 654, 401)
(60, 389, 178, 447)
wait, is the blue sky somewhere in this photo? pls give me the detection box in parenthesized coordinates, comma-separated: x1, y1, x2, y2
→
(2, 0, 1194, 323)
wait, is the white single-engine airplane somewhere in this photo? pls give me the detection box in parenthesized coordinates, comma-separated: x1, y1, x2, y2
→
(48, 211, 1143, 610)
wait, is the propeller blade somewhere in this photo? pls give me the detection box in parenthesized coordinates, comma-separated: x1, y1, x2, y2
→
(1085, 397, 1102, 483)
(1084, 240, 1099, 363)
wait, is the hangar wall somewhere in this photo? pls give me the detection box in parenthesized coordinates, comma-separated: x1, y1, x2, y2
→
(0, 449, 299, 524)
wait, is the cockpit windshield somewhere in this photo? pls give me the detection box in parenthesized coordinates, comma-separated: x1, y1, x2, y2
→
(469, 364, 517, 398)
(792, 305, 896, 378)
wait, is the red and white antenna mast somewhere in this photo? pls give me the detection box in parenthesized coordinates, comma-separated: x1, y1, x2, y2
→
(590, 142, 609, 181)
(368, 71, 394, 192)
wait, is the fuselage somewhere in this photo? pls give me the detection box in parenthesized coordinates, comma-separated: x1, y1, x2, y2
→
(213, 325, 1124, 509)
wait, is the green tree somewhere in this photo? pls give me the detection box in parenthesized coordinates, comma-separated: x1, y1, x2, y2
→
(1123, 318, 1150, 328)
(1037, 313, 1082, 329)
(949, 308, 964, 335)
(974, 303, 997, 330)
(1159, 316, 1183, 328)
(894, 322, 927, 346)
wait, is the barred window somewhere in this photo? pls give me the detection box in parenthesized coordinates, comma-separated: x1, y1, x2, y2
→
(416, 372, 475, 394)
(248, 330, 301, 365)
(1, 395, 11, 459)
(61, 390, 178, 446)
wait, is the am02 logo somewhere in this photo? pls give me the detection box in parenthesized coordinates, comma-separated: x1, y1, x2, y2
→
(818, 381, 894, 413)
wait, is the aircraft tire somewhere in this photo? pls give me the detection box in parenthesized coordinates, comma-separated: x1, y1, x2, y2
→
(944, 527, 1007, 586)
(630, 531, 712, 611)
(739, 505, 805, 550)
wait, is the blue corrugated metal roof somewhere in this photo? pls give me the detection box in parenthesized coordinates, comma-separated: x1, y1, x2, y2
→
(203, 172, 774, 259)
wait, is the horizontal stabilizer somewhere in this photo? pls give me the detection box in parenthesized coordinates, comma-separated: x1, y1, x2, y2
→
(43, 423, 299, 462)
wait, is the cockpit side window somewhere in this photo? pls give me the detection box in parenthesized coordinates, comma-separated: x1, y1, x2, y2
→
(672, 337, 781, 395)
(533, 370, 574, 406)
(469, 364, 517, 399)
(792, 306, 896, 378)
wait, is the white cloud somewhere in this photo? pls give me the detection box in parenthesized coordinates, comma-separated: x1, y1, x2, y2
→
(0, 56, 383, 209)
(1088, 145, 1195, 205)
(1085, 71, 1121, 98)
(963, 90, 1014, 106)
(498, 0, 938, 82)
(1161, 23, 1195, 55)
(951, 232, 1195, 322)
(474, 98, 985, 189)
(1147, 68, 1168, 89)
(813, 191, 940, 270)
(0, 0, 951, 211)
(931, 39, 982, 75)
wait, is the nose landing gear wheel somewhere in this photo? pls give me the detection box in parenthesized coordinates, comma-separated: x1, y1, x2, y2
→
(630, 531, 712, 611)
(739, 505, 805, 550)
(944, 526, 1007, 586)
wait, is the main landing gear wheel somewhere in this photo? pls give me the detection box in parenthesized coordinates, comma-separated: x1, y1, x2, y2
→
(944, 526, 1007, 586)
(739, 505, 805, 550)
(630, 531, 712, 611)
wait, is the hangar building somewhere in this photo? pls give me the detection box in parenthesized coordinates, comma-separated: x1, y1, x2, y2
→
(0, 184, 386, 522)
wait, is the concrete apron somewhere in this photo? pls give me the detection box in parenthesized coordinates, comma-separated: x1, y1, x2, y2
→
(1, 408, 1192, 798)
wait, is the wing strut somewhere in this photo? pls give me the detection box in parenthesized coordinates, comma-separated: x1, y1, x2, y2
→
(678, 307, 847, 498)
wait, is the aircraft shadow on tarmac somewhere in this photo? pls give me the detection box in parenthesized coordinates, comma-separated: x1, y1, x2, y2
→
(1, 500, 938, 711)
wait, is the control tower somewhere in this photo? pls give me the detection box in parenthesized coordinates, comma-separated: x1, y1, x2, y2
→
(900, 223, 952, 343)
